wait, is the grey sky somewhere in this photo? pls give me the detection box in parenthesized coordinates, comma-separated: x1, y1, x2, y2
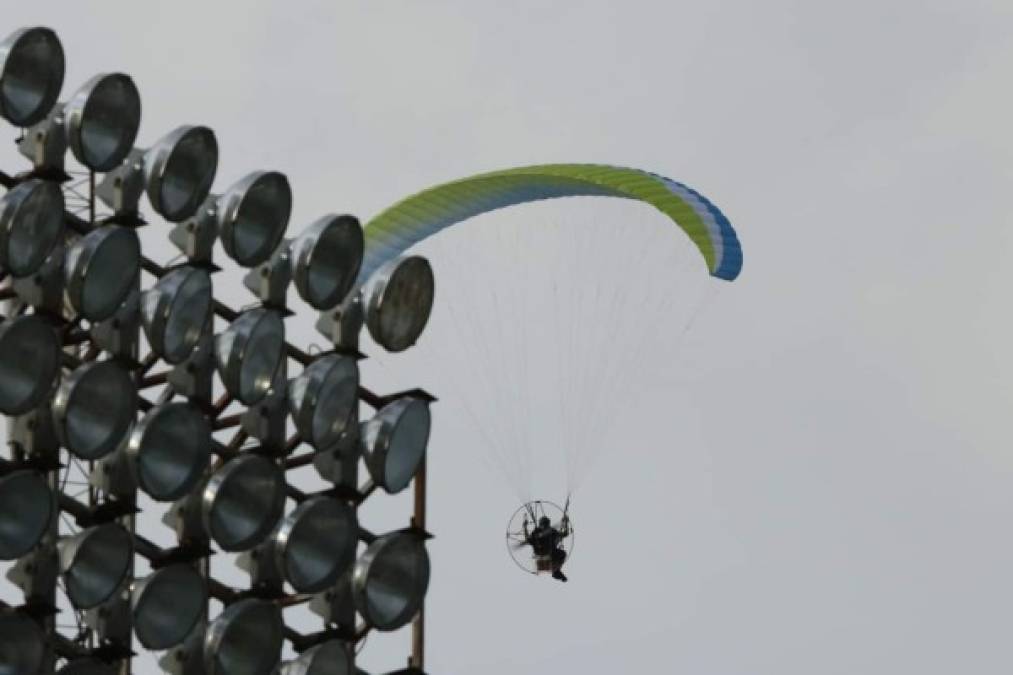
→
(3, 1, 1013, 673)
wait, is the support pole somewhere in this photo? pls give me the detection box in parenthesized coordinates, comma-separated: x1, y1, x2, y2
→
(88, 170, 95, 224)
(409, 456, 427, 670)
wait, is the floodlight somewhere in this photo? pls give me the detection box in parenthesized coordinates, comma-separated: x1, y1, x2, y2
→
(141, 265, 212, 364)
(363, 256, 434, 352)
(204, 598, 283, 675)
(280, 640, 351, 675)
(0, 178, 64, 278)
(144, 125, 219, 222)
(64, 225, 140, 321)
(217, 171, 292, 267)
(288, 354, 358, 450)
(0, 609, 47, 675)
(0, 470, 54, 560)
(53, 360, 137, 460)
(202, 454, 285, 552)
(58, 523, 133, 609)
(0, 314, 60, 416)
(0, 27, 64, 127)
(131, 564, 207, 650)
(214, 307, 285, 405)
(291, 214, 363, 310)
(361, 397, 431, 494)
(0, 24, 438, 674)
(352, 533, 430, 631)
(273, 496, 356, 594)
(127, 402, 211, 501)
(57, 659, 116, 675)
(64, 73, 141, 171)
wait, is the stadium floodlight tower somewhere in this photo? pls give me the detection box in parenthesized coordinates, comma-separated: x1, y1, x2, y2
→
(0, 25, 438, 675)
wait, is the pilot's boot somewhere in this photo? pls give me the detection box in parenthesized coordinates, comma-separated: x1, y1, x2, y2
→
(552, 569, 568, 582)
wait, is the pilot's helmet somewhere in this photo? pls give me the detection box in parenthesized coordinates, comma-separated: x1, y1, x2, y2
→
(538, 516, 551, 528)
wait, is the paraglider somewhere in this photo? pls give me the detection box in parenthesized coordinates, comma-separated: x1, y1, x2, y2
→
(359, 163, 743, 578)
(505, 499, 573, 581)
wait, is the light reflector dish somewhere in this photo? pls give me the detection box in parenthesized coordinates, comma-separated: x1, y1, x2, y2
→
(59, 523, 133, 609)
(128, 402, 211, 501)
(0, 469, 53, 560)
(202, 454, 285, 552)
(0, 314, 60, 416)
(132, 564, 207, 650)
(363, 256, 434, 353)
(362, 397, 431, 494)
(291, 214, 363, 310)
(0, 26, 64, 127)
(352, 533, 430, 631)
(281, 640, 351, 675)
(217, 171, 292, 267)
(141, 265, 212, 364)
(288, 354, 358, 450)
(53, 360, 137, 460)
(0, 609, 47, 675)
(0, 178, 64, 278)
(64, 73, 141, 171)
(204, 599, 283, 675)
(144, 125, 219, 222)
(214, 308, 285, 405)
(274, 496, 357, 594)
(65, 225, 140, 322)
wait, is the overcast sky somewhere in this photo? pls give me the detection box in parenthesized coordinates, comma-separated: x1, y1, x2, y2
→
(4, 1, 1013, 673)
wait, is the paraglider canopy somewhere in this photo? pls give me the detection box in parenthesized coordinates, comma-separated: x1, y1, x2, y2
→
(358, 163, 742, 285)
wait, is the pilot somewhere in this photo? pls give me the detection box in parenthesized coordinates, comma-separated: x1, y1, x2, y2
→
(524, 515, 568, 582)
